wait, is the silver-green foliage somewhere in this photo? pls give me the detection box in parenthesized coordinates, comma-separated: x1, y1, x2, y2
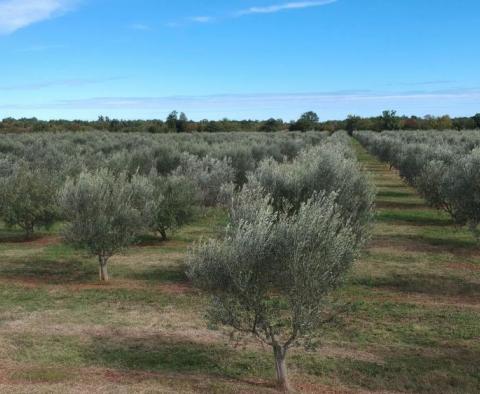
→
(251, 141, 375, 244)
(187, 185, 364, 390)
(148, 172, 199, 240)
(59, 169, 153, 280)
(356, 130, 480, 241)
(417, 149, 480, 241)
(0, 164, 60, 238)
(173, 153, 235, 206)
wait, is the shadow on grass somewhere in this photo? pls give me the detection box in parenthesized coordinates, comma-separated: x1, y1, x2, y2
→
(373, 233, 478, 254)
(0, 234, 28, 243)
(377, 184, 411, 189)
(85, 334, 274, 387)
(376, 201, 427, 210)
(132, 266, 188, 283)
(376, 210, 452, 226)
(298, 347, 480, 394)
(0, 258, 97, 284)
(377, 190, 416, 198)
(354, 272, 480, 297)
(135, 233, 167, 247)
(0, 232, 45, 243)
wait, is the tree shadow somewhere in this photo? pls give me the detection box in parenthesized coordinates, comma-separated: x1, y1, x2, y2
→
(135, 233, 166, 247)
(84, 334, 274, 389)
(0, 258, 96, 284)
(302, 346, 480, 393)
(377, 191, 416, 198)
(354, 272, 480, 297)
(373, 233, 478, 255)
(376, 211, 452, 226)
(377, 184, 412, 189)
(376, 201, 427, 210)
(131, 266, 188, 284)
(0, 233, 41, 243)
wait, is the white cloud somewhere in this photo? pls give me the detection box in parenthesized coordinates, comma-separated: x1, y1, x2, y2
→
(2, 89, 479, 120)
(3, 89, 479, 110)
(129, 23, 151, 31)
(0, 0, 77, 35)
(189, 16, 214, 23)
(173, 1, 337, 26)
(236, 0, 337, 16)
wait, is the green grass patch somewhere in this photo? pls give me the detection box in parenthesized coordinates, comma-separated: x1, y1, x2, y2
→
(10, 367, 73, 383)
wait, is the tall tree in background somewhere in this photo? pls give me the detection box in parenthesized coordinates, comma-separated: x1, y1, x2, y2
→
(166, 111, 178, 131)
(290, 111, 319, 132)
(260, 118, 284, 132)
(473, 113, 480, 129)
(345, 115, 362, 135)
(381, 110, 400, 131)
(177, 112, 189, 133)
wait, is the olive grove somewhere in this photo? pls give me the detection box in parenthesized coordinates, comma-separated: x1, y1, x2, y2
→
(355, 130, 480, 242)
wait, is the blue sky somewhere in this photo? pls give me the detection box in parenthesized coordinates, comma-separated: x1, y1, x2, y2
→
(0, 0, 479, 121)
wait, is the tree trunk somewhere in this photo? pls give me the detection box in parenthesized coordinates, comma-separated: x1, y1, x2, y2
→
(273, 345, 292, 393)
(25, 224, 34, 240)
(159, 228, 168, 241)
(98, 256, 109, 282)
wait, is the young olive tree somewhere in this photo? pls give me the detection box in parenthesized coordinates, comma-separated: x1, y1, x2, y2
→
(187, 185, 365, 392)
(148, 173, 199, 240)
(0, 164, 59, 239)
(173, 153, 235, 206)
(59, 169, 153, 281)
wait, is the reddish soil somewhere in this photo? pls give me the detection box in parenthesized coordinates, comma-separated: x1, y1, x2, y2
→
(447, 262, 480, 272)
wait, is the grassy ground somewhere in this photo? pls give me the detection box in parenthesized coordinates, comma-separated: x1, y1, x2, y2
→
(0, 143, 479, 393)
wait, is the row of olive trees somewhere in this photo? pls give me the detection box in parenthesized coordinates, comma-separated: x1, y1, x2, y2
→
(187, 132, 375, 392)
(0, 131, 328, 185)
(0, 133, 329, 283)
(0, 161, 233, 280)
(355, 130, 480, 243)
(417, 149, 480, 242)
(0, 151, 234, 231)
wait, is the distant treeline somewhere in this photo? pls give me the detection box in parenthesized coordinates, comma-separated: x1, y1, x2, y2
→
(1, 110, 480, 133)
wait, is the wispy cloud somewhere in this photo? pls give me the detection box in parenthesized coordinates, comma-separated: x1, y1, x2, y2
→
(2, 89, 479, 119)
(235, 0, 337, 16)
(0, 0, 78, 35)
(169, 0, 337, 27)
(129, 23, 151, 31)
(189, 16, 214, 23)
(3, 89, 479, 109)
(396, 80, 455, 87)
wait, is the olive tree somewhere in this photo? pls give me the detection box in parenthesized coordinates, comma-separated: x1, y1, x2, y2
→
(187, 185, 366, 392)
(417, 149, 480, 242)
(0, 164, 59, 239)
(251, 143, 375, 243)
(59, 169, 153, 281)
(173, 153, 235, 206)
(148, 173, 199, 240)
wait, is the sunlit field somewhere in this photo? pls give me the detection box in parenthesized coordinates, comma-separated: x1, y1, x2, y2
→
(0, 132, 478, 393)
